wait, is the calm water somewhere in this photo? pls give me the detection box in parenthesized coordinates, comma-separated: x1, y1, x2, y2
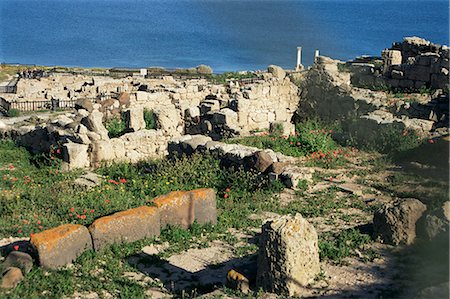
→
(1, 0, 448, 72)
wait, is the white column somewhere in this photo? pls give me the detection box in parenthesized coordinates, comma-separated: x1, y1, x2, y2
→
(314, 50, 320, 63)
(296, 47, 302, 70)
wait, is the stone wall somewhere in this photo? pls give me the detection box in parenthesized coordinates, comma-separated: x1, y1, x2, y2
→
(184, 66, 298, 139)
(298, 56, 442, 139)
(383, 37, 449, 90)
(349, 37, 449, 91)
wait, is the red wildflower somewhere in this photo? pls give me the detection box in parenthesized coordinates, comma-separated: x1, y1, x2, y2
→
(18, 229, 22, 233)
(297, 142, 301, 146)
(289, 141, 293, 145)
(90, 209, 95, 213)
(428, 139, 435, 144)
(39, 226, 43, 230)
(402, 131, 408, 136)
(105, 200, 110, 204)
(13, 245, 19, 251)
(109, 179, 119, 185)
(37, 220, 41, 225)
(69, 213, 73, 217)
(224, 193, 229, 199)
(70, 207, 75, 212)
(76, 214, 81, 218)
(30, 233, 34, 237)
(80, 215, 86, 220)
(56, 149, 61, 154)
(225, 188, 231, 193)
(8, 165, 14, 170)
(119, 178, 127, 184)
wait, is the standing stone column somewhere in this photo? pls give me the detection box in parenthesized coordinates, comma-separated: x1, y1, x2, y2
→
(296, 47, 304, 71)
(256, 214, 320, 296)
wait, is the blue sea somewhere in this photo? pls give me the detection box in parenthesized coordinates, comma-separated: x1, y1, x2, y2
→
(0, 0, 448, 72)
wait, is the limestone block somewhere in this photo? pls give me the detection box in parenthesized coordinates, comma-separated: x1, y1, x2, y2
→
(212, 108, 238, 127)
(373, 198, 427, 245)
(275, 109, 288, 122)
(382, 49, 402, 73)
(257, 214, 320, 296)
(81, 110, 109, 139)
(280, 165, 314, 189)
(63, 143, 90, 169)
(91, 140, 115, 162)
(89, 206, 160, 251)
(267, 65, 286, 79)
(30, 224, 92, 269)
(185, 106, 200, 119)
(124, 107, 146, 132)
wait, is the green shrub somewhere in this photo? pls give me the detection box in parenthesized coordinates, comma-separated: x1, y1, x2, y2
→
(350, 126, 423, 154)
(143, 109, 156, 130)
(105, 116, 126, 138)
(7, 108, 20, 117)
(227, 119, 349, 168)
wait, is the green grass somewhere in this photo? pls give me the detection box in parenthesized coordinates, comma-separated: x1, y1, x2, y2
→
(0, 140, 286, 297)
(319, 228, 373, 263)
(0, 140, 284, 239)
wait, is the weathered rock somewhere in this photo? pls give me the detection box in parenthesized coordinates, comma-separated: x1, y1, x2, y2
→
(124, 107, 145, 132)
(62, 142, 90, 169)
(267, 65, 286, 79)
(88, 206, 160, 251)
(1, 267, 23, 289)
(280, 165, 314, 189)
(75, 98, 93, 112)
(30, 224, 93, 269)
(257, 214, 320, 296)
(73, 171, 103, 188)
(81, 110, 109, 139)
(268, 162, 289, 175)
(250, 151, 274, 173)
(2, 251, 33, 274)
(373, 198, 427, 245)
(226, 269, 250, 294)
(118, 92, 131, 107)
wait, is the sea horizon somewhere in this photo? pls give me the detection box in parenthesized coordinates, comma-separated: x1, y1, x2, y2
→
(1, 0, 448, 72)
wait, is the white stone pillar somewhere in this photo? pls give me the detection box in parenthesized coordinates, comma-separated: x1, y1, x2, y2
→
(314, 49, 320, 63)
(296, 47, 302, 71)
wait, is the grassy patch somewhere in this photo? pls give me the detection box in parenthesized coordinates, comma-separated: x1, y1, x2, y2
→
(319, 228, 373, 263)
(143, 109, 156, 130)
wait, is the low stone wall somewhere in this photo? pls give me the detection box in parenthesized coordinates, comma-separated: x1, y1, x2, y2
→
(168, 134, 314, 189)
(26, 188, 217, 269)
